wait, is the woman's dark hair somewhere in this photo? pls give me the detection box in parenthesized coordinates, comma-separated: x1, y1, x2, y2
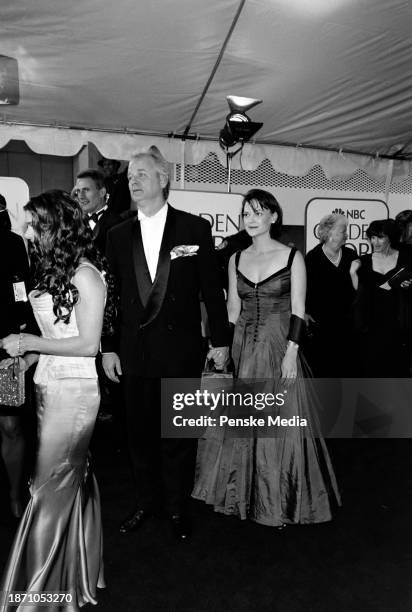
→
(24, 189, 116, 332)
(395, 210, 412, 243)
(366, 219, 400, 248)
(0, 193, 11, 231)
(241, 189, 283, 238)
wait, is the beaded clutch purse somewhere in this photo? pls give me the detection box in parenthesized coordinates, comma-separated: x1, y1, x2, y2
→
(0, 358, 25, 407)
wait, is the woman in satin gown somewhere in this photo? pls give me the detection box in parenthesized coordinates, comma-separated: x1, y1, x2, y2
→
(192, 189, 341, 527)
(0, 190, 110, 610)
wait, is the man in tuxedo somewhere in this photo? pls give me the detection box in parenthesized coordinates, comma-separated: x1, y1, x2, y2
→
(73, 169, 123, 253)
(102, 147, 230, 540)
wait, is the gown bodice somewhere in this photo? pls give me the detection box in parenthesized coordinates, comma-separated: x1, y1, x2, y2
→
(29, 262, 105, 384)
(237, 267, 292, 316)
(232, 248, 297, 378)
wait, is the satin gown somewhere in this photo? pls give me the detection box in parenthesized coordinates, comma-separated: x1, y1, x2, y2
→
(0, 263, 105, 611)
(192, 248, 341, 526)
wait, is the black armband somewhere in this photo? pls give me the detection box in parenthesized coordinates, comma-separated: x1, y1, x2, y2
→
(287, 315, 306, 346)
(228, 322, 235, 345)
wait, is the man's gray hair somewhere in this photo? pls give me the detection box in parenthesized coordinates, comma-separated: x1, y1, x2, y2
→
(129, 145, 171, 200)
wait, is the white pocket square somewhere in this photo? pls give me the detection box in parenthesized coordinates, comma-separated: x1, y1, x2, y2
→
(170, 245, 199, 260)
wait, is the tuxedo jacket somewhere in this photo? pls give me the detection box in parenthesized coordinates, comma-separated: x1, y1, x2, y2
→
(102, 205, 230, 377)
(92, 209, 123, 254)
(0, 230, 31, 359)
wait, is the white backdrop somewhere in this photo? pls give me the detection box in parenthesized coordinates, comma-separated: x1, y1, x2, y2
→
(169, 189, 244, 247)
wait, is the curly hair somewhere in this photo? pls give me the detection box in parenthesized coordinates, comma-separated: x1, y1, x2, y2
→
(317, 214, 347, 243)
(24, 190, 117, 333)
(241, 189, 283, 238)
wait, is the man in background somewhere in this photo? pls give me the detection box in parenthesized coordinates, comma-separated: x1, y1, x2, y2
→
(73, 168, 123, 253)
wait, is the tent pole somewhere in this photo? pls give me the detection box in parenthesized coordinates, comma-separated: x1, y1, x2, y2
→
(227, 152, 232, 193)
(180, 140, 185, 189)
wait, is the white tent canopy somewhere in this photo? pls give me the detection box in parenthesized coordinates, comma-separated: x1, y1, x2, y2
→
(1, 0, 412, 181)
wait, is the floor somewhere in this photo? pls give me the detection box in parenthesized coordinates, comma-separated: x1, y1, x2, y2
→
(1, 418, 411, 612)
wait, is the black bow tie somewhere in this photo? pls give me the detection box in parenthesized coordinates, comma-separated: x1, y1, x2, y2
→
(89, 211, 103, 224)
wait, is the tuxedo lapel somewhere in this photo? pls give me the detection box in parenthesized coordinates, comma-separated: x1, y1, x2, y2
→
(132, 220, 153, 308)
(141, 205, 176, 328)
(92, 219, 100, 240)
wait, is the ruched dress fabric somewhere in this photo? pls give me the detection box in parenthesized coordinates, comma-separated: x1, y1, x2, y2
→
(0, 263, 105, 611)
(192, 248, 341, 527)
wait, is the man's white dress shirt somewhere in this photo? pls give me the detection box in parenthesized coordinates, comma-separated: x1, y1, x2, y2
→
(88, 204, 108, 230)
(138, 204, 168, 282)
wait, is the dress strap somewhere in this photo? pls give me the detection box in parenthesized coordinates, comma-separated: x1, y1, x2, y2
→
(235, 250, 242, 270)
(287, 247, 297, 269)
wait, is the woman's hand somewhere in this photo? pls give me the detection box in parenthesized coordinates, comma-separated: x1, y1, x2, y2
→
(0, 333, 38, 357)
(281, 342, 298, 380)
(0, 334, 21, 357)
(400, 279, 412, 289)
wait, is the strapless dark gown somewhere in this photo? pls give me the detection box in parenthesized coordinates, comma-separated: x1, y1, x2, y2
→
(192, 249, 341, 526)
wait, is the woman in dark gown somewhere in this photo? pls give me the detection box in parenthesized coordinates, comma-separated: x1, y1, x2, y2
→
(305, 214, 359, 377)
(353, 219, 412, 377)
(193, 189, 340, 527)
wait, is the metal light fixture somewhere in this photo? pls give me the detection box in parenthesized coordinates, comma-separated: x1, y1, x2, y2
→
(0, 55, 19, 105)
(219, 95, 263, 149)
(219, 95, 263, 192)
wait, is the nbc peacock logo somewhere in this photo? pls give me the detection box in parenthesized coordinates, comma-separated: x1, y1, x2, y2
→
(332, 207, 346, 215)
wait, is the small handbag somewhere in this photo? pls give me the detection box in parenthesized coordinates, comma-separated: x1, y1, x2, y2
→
(200, 357, 233, 401)
(201, 357, 233, 383)
(0, 358, 25, 407)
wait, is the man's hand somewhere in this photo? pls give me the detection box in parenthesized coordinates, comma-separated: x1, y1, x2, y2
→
(102, 352, 122, 383)
(207, 346, 230, 370)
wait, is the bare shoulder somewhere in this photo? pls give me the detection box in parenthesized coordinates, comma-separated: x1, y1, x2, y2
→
(291, 247, 304, 264)
(288, 248, 305, 274)
(72, 264, 105, 293)
(273, 243, 302, 266)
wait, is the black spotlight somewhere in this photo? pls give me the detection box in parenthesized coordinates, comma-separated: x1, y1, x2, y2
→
(219, 95, 262, 148)
(0, 55, 19, 105)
